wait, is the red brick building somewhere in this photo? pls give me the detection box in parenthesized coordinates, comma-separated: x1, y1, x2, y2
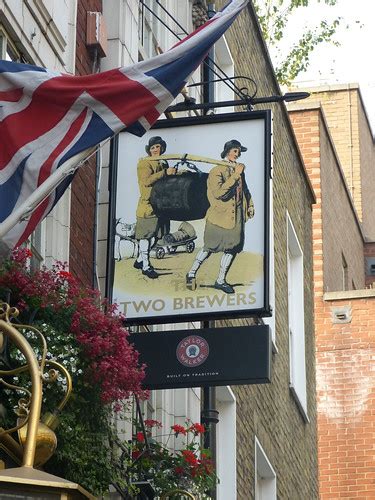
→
(70, 0, 103, 286)
(289, 85, 375, 499)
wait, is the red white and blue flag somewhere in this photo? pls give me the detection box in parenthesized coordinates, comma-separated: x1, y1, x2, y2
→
(0, 0, 248, 251)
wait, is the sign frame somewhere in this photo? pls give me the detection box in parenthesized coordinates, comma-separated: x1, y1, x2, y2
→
(107, 110, 272, 325)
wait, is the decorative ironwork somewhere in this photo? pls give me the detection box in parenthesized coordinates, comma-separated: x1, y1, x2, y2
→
(0, 302, 72, 468)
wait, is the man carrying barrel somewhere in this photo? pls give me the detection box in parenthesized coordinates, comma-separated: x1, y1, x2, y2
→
(186, 139, 254, 293)
(134, 136, 176, 279)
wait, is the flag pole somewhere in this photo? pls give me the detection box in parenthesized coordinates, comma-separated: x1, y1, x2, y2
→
(0, 147, 96, 242)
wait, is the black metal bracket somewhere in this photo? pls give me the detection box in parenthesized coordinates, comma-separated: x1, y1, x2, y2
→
(165, 90, 310, 114)
(189, 75, 258, 101)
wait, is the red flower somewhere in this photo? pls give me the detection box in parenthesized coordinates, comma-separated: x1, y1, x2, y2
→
(174, 466, 185, 475)
(189, 423, 205, 435)
(136, 432, 145, 443)
(132, 449, 142, 460)
(171, 424, 187, 436)
(181, 449, 198, 466)
(144, 419, 162, 429)
(58, 270, 73, 280)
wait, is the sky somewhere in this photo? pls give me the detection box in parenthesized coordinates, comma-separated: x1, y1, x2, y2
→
(269, 0, 375, 132)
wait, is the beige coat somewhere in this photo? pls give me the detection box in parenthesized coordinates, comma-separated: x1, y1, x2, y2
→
(136, 158, 166, 218)
(205, 163, 253, 229)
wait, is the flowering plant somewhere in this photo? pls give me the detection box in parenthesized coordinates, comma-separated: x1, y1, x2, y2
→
(0, 248, 146, 494)
(129, 419, 217, 497)
(0, 247, 146, 402)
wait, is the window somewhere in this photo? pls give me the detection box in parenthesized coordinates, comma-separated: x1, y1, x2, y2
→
(365, 257, 375, 276)
(263, 172, 275, 347)
(216, 386, 236, 500)
(214, 37, 234, 112)
(30, 224, 45, 271)
(287, 213, 308, 420)
(255, 437, 276, 500)
(0, 28, 24, 62)
(138, 0, 165, 59)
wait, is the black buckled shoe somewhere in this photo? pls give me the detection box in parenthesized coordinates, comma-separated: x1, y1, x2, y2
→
(214, 281, 234, 294)
(133, 260, 143, 270)
(186, 274, 197, 291)
(142, 267, 158, 279)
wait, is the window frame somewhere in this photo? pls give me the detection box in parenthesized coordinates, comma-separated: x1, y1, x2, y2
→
(0, 27, 25, 62)
(254, 436, 277, 500)
(216, 386, 236, 500)
(286, 212, 309, 422)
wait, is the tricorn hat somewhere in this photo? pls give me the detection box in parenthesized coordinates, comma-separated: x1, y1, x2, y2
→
(221, 139, 247, 159)
(145, 136, 167, 155)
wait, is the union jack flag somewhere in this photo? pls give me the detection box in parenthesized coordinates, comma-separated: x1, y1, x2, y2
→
(0, 0, 248, 251)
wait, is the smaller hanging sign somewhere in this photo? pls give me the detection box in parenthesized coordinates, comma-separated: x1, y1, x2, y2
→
(129, 325, 271, 390)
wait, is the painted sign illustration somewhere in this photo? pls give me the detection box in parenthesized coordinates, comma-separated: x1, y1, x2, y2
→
(111, 112, 271, 324)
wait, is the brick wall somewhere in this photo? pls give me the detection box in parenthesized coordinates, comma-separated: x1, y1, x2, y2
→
(316, 291, 375, 499)
(357, 93, 375, 241)
(305, 87, 363, 222)
(319, 111, 365, 291)
(217, 2, 318, 498)
(294, 85, 375, 241)
(70, 0, 103, 286)
(290, 100, 375, 498)
(290, 107, 365, 293)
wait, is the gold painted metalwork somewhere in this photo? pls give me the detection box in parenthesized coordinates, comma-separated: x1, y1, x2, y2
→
(0, 466, 96, 499)
(0, 303, 43, 468)
(0, 302, 72, 468)
(0, 303, 96, 498)
(17, 419, 57, 468)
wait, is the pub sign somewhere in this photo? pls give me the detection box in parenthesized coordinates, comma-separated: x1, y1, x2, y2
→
(108, 111, 272, 324)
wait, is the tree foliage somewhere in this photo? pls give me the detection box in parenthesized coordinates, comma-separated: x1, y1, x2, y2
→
(253, 0, 342, 84)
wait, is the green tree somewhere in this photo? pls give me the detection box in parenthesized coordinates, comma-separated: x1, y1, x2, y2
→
(253, 0, 341, 84)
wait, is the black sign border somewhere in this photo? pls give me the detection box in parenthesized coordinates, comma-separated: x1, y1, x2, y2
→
(106, 110, 272, 325)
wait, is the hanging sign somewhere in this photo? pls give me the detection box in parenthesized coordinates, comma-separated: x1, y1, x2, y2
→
(109, 111, 272, 324)
(129, 325, 271, 390)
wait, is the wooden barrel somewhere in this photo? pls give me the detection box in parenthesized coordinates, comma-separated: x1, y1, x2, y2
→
(150, 172, 209, 221)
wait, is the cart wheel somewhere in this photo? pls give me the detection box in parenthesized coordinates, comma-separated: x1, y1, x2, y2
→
(168, 246, 177, 254)
(156, 247, 165, 259)
(186, 241, 195, 253)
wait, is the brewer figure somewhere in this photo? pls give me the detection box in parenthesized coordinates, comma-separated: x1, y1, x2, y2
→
(186, 139, 254, 293)
(134, 136, 176, 279)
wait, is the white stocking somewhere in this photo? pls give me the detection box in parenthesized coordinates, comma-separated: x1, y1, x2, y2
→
(217, 253, 234, 284)
(139, 239, 151, 270)
(188, 249, 210, 277)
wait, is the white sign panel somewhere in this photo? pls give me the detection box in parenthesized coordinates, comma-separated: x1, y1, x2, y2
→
(111, 111, 271, 324)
